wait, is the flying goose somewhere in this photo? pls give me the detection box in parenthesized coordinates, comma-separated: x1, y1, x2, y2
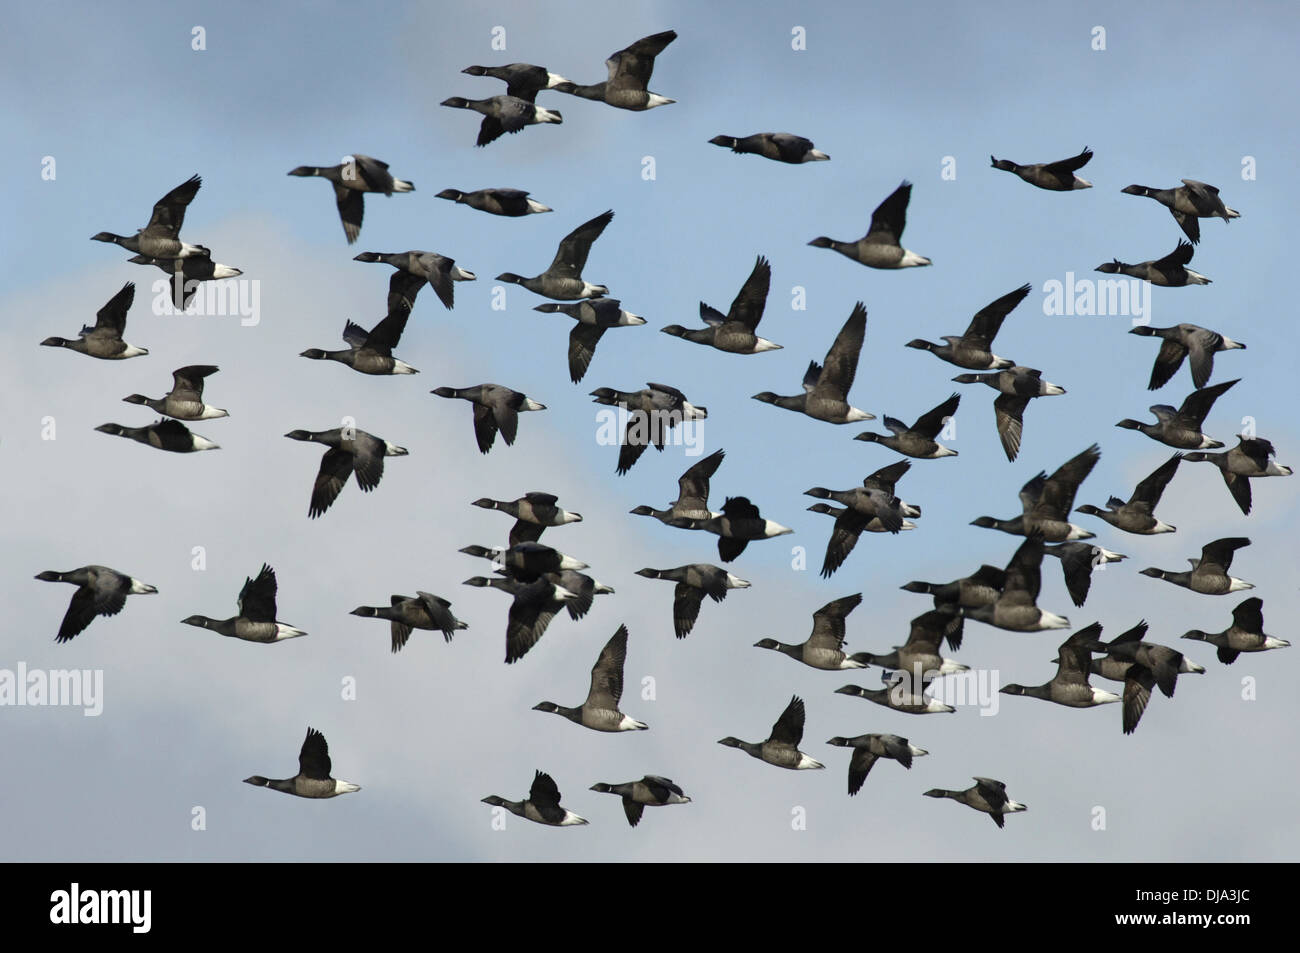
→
(244, 728, 360, 798)
(472, 492, 583, 546)
(1121, 180, 1240, 244)
(826, 734, 927, 796)
(440, 95, 562, 147)
(123, 365, 228, 420)
(971, 444, 1100, 541)
(630, 448, 725, 524)
(482, 770, 587, 826)
(35, 565, 157, 643)
(952, 366, 1066, 461)
(460, 541, 588, 578)
(589, 382, 707, 475)
(1183, 598, 1289, 664)
(808, 181, 931, 269)
(1077, 453, 1182, 535)
(283, 427, 408, 518)
(539, 570, 615, 621)
(853, 607, 968, 681)
(1140, 537, 1254, 594)
(535, 298, 646, 383)
(90, 174, 208, 259)
(95, 419, 219, 453)
(753, 593, 870, 671)
(661, 256, 780, 354)
(709, 132, 828, 163)
(999, 623, 1119, 708)
(1182, 437, 1293, 515)
(1095, 240, 1210, 286)
(431, 384, 546, 454)
(964, 535, 1071, 632)
(42, 283, 147, 359)
(752, 302, 873, 423)
(718, 695, 825, 770)
(128, 253, 241, 310)
(990, 147, 1093, 190)
(354, 251, 477, 311)
(435, 187, 552, 216)
(288, 155, 414, 244)
(1115, 379, 1237, 450)
(181, 564, 306, 643)
(1130, 324, 1245, 391)
(590, 777, 691, 827)
(855, 393, 960, 459)
(906, 283, 1031, 370)
(1044, 541, 1126, 607)
(634, 564, 750, 639)
(463, 575, 577, 664)
(805, 474, 909, 535)
(349, 592, 467, 653)
(552, 30, 677, 110)
(460, 62, 569, 101)
(834, 674, 956, 714)
(805, 471, 911, 575)
(300, 302, 417, 376)
(534, 624, 648, 731)
(901, 565, 1004, 649)
(923, 777, 1026, 828)
(1084, 621, 1205, 733)
(667, 496, 793, 562)
(497, 210, 613, 300)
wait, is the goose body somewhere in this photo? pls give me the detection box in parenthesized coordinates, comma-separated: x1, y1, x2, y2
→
(1077, 453, 1182, 535)
(710, 132, 828, 163)
(553, 30, 677, 110)
(123, 365, 228, 420)
(1115, 379, 1237, 450)
(182, 564, 307, 643)
(1183, 437, 1292, 515)
(952, 366, 1066, 461)
(1000, 624, 1119, 708)
(432, 384, 546, 453)
(671, 496, 793, 562)
(300, 302, 417, 376)
(826, 734, 928, 796)
(635, 563, 749, 639)
(990, 147, 1093, 190)
(35, 565, 158, 643)
(91, 175, 208, 259)
(630, 448, 726, 525)
(1140, 537, 1254, 595)
(463, 575, 578, 664)
(809, 181, 931, 269)
(43, 283, 147, 359)
(350, 592, 467, 653)
(440, 94, 562, 147)
(718, 695, 825, 770)
(753, 593, 868, 671)
(288, 154, 414, 243)
(283, 427, 408, 517)
(971, 444, 1100, 542)
(1095, 240, 1210, 286)
(95, 419, 219, 453)
(533, 625, 648, 732)
(963, 536, 1071, 632)
(752, 302, 873, 423)
(435, 187, 552, 216)
(1183, 597, 1289, 664)
(1129, 324, 1245, 390)
(855, 393, 960, 459)
(354, 250, 476, 311)
(590, 382, 707, 475)
(536, 298, 646, 382)
(1121, 179, 1239, 243)
(591, 776, 691, 827)
(472, 492, 583, 546)
(906, 283, 1030, 370)
(661, 256, 780, 354)
(496, 210, 613, 300)
(482, 770, 587, 826)
(244, 727, 360, 799)
(924, 777, 1026, 828)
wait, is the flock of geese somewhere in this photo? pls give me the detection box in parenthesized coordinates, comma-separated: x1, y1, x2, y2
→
(33, 28, 1294, 833)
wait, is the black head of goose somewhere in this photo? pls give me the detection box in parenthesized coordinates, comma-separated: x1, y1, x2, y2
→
(182, 563, 306, 643)
(662, 256, 779, 355)
(752, 302, 874, 424)
(91, 175, 208, 260)
(552, 30, 677, 110)
(244, 727, 359, 799)
(825, 734, 928, 796)
(481, 770, 587, 826)
(1129, 323, 1245, 391)
(906, 283, 1030, 370)
(123, 365, 228, 421)
(300, 303, 417, 376)
(462, 575, 577, 664)
(1139, 537, 1254, 595)
(923, 777, 1026, 828)
(535, 298, 646, 383)
(284, 427, 408, 518)
(460, 63, 570, 102)
(667, 495, 793, 563)
(709, 133, 828, 163)
(354, 251, 476, 311)
(1182, 597, 1289, 664)
(1182, 437, 1292, 515)
(856, 393, 960, 459)
(808, 181, 931, 269)
(473, 492, 582, 546)
(350, 592, 467, 653)
(1076, 452, 1182, 536)
(43, 283, 147, 360)
(440, 95, 562, 147)
(951, 366, 1066, 462)
(287, 155, 413, 244)
(753, 593, 867, 671)
(533, 625, 647, 732)
(718, 695, 824, 770)
(35, 565, 157, 643)
(435, 187, 552, 216)
(999, 623, 1119, 708)
(1095, 240, 1210, 286)
(590, 776, 691, 827)
(990, 147, 1093, 190)
(1121, 180, 1239, 244)
(496, 210, 613, 300)
(431, 384, 546, 454)
(630, 447, 726, 524)
(634, 564, 750, 639)
(127, 253, 241, 311)
(1114, 379, 1236, 450)
(96, 419, 219, 453)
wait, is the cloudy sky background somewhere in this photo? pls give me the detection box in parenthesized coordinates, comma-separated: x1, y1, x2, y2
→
(2, 0, 1297, 860)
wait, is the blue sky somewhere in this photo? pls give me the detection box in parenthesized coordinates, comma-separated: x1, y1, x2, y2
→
(2, 0, 1298, 860)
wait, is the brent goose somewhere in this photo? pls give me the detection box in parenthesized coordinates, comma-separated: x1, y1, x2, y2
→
(496, 210, 613, 300)
(590, 382, 707, 475)
(349, 592, 467, 653)
(95, 419, 219, 453)
(590, 777, 691, 827)
(718, 695, 824, 770)
(855, 393, 960, 459)
(244, 728, 360, 798)
(709, 133, 828, 163)
(300, 303, 417, 376)
(901, 565, 1005, 648)
(1130, 323, 1245, 390)
(1183, 437, 1293, 515)
(460, 63, 569, 101)
(806, 462, 913, 573)
(1095, 240, 1210, 286)
(971, 444, 1100, 541)
(853, 607, 968, 681)
(482, 770, 587, 826)
(1076, 453, 1182, 535)
(630, 448, 726, 524)
(753, 593, 870, 671)
(661, 256, 781, 354)
(431, 384, 546, 454)
(552, 30, 677, 110)
(1183, 598, 1290, 664)
(354, 251, 477, 311)
(668, 496, 793, 562)
(533, 624, 648, 732)
(440, 95, 562, 147)
(1121, 180, 1240, 243)
(459, 541, 588, 577)
(1085, 621, 1206, 733)
(435, 187, 552, 216)
(463, 575, 577, 664)
(990, 147, 1093, 190)
(472, 492, 583, 546)
(534, 298, 646, 383)
(834, 675, 956, 714)
(42, 283, 146, 359)
(923, 778, 1026, 828)
(826, 734, 927, 796)
(752, 302, 874, 423)
(35, 565, 157, 643)
(91, 174, 208, 259)
(1115, 379, 1237, 449)
(541, 570, 615, 621)
(1140, 537, 1253, 594)
(808, 181, 931, 269)
(905, 283, 1031, 370)
(128, 254, 241, 310)
(952, 366, 1066, 461)
(999, 623, 1119, 708)
(181, 564, 307, 643)
(634, 564, 750, 639)
(964, 536, 1071, 632)
(123, 365, 228, 420)
(287, 155, 414, 244)
(283, 427, 408, 518)
(1045, 542, 1126, 607)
